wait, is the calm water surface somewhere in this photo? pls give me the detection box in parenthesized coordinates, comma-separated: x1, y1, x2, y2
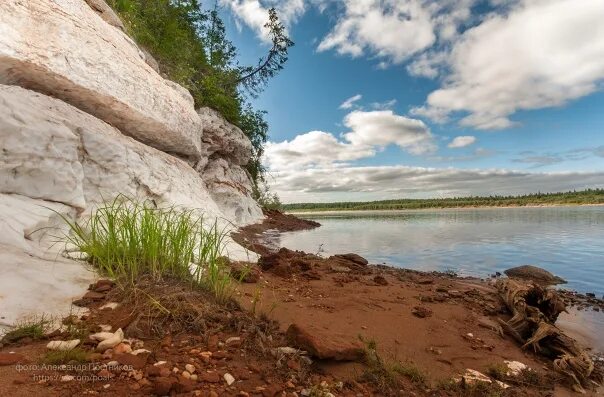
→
(277, 206, 604, 296)
(275, 206, 604, 350)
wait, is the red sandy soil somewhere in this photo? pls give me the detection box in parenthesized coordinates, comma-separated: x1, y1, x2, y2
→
(1, 211, 602, 396)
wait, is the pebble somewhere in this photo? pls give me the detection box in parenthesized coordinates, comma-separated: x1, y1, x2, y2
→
(224, 373, 236, 386)
(185, 363, 196, 374)
(182, 370, 191, 379)
(61, 375, 75, 382)
(47, 339, 80, 351)
(153, 361, 167, 366)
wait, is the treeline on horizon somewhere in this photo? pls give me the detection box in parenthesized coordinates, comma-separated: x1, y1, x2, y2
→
(283, 189, 604, 211)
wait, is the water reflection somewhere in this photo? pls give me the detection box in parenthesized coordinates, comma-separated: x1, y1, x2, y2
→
(279, 206, 604, 295)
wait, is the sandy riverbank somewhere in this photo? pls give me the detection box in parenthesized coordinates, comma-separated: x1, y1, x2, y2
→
(1, 210, 602, 396)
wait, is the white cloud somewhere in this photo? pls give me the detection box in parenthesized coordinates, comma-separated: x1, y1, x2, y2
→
(221, 0, 305, 41)
(265, 110, 436, 170)
(317, 0, 436, 63)
(370, 99, 397, 110)
(448, 136, 476, 148)
(416, 0, 604, 129)
(271, 165, 604, 203)
(316, 0, 476, 65)
(339, 94, 362, 109)
(264, 130, 374, 170)
(343, 110, 436, 155)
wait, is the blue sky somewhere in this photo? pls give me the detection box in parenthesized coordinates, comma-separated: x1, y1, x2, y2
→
(218, 0, 604, 203)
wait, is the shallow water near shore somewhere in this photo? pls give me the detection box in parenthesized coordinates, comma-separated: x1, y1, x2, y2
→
(274, 205, 604, 351)
(280, 205, 604, 295)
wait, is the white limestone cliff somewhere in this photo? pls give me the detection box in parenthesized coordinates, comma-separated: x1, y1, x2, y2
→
(0, 0, 203, 160)
(0, 0, 263, 328)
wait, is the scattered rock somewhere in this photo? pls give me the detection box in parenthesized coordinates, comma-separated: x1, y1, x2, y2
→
(504, 360, 529, 376)
(224, 372, 235, 385)
(373, 275, 389, 286)
(332, 253, 368, 266)
(47, 339, 80, 351)
(113, 342, 132, 354)
(96, 328, 124, 352)
(504, 265, 566, 285)
(99, 302, 119, 310)
(412, 306, 433, 318)
(286, 323, 364, 361)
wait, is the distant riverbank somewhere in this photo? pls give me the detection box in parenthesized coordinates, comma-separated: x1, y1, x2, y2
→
(283, 188, 604, 213)
(287, 202, 604, 215)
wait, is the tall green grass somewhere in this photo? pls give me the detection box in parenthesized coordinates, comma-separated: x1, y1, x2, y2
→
(59, 197, 235, 302)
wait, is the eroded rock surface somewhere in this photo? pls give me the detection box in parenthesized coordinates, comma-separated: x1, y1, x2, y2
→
(286, 323, 365, 361)
(198, 107, 262, 225)
(504, 265, 567, 285)
(0, 0, 203, 159)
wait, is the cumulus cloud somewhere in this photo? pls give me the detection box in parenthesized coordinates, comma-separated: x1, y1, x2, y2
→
(448, 136, 476, 148)
(316, 0, 477, 65)
(264, 130, 374, 170)
(316, 0, 435, 63)
(415, 0, 604, 129)
(265, 110, 436, 170)
(271, 166, 604, 203)
(221, 0, 305, 41)
(343, 110, 436, 155)
(339, 94, 362, 109)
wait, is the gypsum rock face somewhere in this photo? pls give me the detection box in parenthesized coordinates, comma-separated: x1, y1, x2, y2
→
(198, 107, 253, 165)
(0, 0, 203, 160)
(0, 84, 224, 219)
(202, 157, 263, 226)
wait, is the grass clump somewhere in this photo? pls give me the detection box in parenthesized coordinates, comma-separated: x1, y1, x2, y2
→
(44, 348, 88, 365)
(60, 196, 235, 303)
(1, 315, 52, 343)
(359, 337, 426, 394)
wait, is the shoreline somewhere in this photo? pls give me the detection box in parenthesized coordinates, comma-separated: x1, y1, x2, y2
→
(286, 203, 604, 216)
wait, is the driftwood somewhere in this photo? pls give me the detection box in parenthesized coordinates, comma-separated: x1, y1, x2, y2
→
(496, 279, 602, 393)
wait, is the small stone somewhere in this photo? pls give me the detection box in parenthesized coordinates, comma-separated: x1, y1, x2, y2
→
(99, 302, 119, 310)
(182, 370, 191, 379)
(412, 306, 433, 318)
(113, 343, 132, 354)
(61, 375, 75, 382)
(224, 373, 235, 385)
(153, 361, 167, 366)
(47, 339, 80, 351)
(190, 374, 198, 381)
(185, 363, 196, 374)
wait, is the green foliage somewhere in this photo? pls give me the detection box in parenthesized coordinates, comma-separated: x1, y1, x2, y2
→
(283, 188, 604, 212)
(59, 196, 235, 302)
(106, 0, 293, 186)
(1, 315, 52, 343)
(252, 180, 282, 210)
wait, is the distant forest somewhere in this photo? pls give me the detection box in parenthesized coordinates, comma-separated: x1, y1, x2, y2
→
(283, 188, 604, 211)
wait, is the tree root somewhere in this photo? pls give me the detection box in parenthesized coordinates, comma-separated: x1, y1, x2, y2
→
(496, 279, 602, 393)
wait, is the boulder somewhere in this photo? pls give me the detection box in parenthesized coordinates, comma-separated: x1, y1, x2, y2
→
(286, 323, 364, 361)
(0, 0, 203, 160)
(332, 253, 369, 266)
(504, 265, 566, 285)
